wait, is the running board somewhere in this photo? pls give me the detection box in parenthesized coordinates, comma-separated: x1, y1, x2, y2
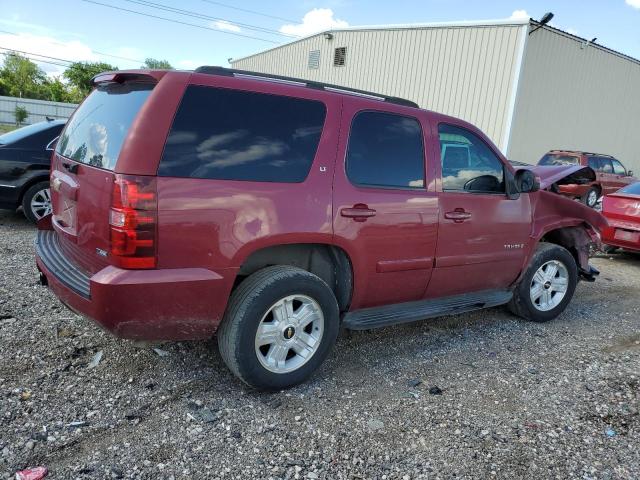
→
(342, 290, 512, 330)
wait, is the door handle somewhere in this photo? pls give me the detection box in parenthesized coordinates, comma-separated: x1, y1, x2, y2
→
(341, 204, 376, 222)
(62, 162, 79, 174)
(444, 209, 471, 223)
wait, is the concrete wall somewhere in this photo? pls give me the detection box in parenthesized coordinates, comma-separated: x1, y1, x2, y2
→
(0, 95, 77, 125)
(508, 26, 640, 173)
(232, 22, 527, 152)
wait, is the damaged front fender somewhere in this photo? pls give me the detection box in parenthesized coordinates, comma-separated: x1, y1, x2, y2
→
(525, 189, 607, 281)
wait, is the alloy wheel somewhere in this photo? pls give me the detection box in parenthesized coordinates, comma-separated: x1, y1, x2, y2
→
(254, 294, 324, 374)
(30, 188, 52, 220)
(530, 260, 569, 311)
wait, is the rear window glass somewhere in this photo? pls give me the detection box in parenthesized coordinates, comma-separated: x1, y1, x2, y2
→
(619, 182, 640, 195)
(56, 83, 153, 170)
(539, 154, 579, 166)
(158, 86, 326, 183)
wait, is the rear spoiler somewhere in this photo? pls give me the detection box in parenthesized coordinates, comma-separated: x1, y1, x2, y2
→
(91, 70, 167, 86)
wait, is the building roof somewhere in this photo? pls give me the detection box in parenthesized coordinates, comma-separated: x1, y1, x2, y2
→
(230, 18, 640, 68)
(230, 18, 529, 64)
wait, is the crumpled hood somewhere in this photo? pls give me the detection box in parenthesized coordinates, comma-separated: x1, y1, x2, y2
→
(516, 165, 596, 190)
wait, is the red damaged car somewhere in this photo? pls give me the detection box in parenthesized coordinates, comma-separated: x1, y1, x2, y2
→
(538, 150, 636, 208)
(601, 182, 640, 252)
(36, 67, 605, 389)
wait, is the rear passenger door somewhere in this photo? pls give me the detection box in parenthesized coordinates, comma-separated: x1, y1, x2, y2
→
(332, 102, 438, 310)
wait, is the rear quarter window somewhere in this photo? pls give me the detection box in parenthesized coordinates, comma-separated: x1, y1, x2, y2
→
(158, 86, 327, 183)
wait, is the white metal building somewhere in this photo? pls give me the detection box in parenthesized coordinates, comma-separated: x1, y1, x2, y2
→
(231, 19, 640, 172)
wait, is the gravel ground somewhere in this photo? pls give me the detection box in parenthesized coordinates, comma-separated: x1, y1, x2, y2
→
(0, 209, 638, 479)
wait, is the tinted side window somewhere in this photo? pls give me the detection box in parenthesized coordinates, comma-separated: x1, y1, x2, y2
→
(159, 86, 326, 183)
(439, 124, 504, 193)
(612, 159, 626, 175)
(587, 156, 600, 170)
(345, 111, 424, 189)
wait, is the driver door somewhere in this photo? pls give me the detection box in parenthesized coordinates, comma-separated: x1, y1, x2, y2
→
(427, 122, 532, 299)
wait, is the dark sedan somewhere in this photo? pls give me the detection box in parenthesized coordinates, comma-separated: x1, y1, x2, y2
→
(0, 119, 65, 222)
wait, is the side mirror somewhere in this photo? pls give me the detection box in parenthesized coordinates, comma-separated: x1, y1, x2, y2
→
(628, 170, 634, 177)
(515, 169, 540, 193)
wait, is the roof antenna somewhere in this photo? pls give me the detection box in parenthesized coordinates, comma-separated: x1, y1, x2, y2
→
(581, 37, 597, 49)
(529, 12, 554, 35)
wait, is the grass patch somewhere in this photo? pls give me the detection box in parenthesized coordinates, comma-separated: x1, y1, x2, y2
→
(0, 124, 17, 134)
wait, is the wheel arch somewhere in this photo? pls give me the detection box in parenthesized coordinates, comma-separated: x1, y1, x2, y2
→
(236, 243, 353, 312)
(17, 175, 50, 204)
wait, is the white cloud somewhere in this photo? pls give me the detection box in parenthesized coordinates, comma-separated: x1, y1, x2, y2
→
(509, 9, 530, 21)
(212, 20, 241, 33)
(0, 32, 98, 77)
(626, 0, 640, 8)
(279, 8, 348, 37)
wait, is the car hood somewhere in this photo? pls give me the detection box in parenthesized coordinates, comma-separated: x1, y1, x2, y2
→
(516, 165, 596, 190)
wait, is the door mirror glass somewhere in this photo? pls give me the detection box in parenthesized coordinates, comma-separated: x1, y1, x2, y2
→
(515, 169, 539, 193)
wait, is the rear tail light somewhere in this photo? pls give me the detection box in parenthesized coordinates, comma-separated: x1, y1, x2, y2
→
(109, 174, 157, 269)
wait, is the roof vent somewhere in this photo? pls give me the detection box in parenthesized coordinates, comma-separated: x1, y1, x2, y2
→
(333, 47, 346, 67)
(308, 50, 320, 69)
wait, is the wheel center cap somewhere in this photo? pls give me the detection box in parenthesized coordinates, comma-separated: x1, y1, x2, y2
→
(283, 325, 296, 340)
(543, 281, 552, 289)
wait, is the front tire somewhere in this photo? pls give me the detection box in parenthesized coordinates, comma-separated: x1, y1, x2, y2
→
(509, 243, 578, 322)
(218, 266, 339, 390)
(22, 181, 52, 223)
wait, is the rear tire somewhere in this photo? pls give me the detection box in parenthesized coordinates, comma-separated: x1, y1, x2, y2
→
(218, 266, 339, 390)
(582, 187, 599, 208)
(508, 243, 578, 323)
(22, 181, 51, 223)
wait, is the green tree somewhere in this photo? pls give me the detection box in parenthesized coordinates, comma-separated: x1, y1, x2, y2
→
(63, 61, 118, 99)
(0, 53, 47, 99)
(14, 105, 28, 126)
(142, 58, 173, 69)
(44, 77, 75, 103)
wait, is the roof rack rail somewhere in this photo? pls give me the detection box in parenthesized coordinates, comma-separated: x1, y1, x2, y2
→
(194, 66, 419, 108)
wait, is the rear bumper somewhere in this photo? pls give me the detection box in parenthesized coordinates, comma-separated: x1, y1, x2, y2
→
(601, 225, 640, 252)
(35, 231, 236, 340)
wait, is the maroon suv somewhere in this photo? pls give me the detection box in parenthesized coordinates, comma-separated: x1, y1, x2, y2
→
(538, 150, 636, 208)
(36, 68, 605, 389)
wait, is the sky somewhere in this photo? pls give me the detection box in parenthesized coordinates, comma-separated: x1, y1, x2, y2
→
(0, 0, 639, 78)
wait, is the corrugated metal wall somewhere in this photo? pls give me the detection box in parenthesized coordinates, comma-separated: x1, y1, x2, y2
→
(0, 96, 77, 125)
(232, 24, 526, 150)
(508, 27, 640, 172)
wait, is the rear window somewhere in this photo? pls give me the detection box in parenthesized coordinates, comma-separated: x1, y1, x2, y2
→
(619, 182, 640, 195)
(539, 154, 579, 166)
(158, 86, 326, 183)
(56, 82, 153, 171)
